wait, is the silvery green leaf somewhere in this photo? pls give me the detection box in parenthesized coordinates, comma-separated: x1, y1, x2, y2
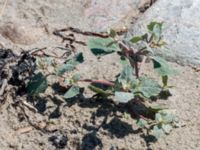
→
(71, 74, 81, 83)
(162, 124, 172, 134)
(117, 65, 138, 91)
(152, 125, 165, 139)
(155, 113, 163, 123)
(114, 92, 134, 103)
(136, 118, 148, 128)
(57, 63, 76, 76)
(64, 86, 80, 99)
(88, 38, 119, 56)
(57, 53, 84, 76)
(138, 77, 162, 98)
(147, 22, 163, 32)
(152, 56, 178, 76)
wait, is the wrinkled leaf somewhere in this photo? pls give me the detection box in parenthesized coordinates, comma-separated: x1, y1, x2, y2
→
(26, 72, 48, 96)
(114, 92, 134, 103)
(64, 86, 80, 99)
(88, 38, 119, 56)
(138, 77, 161, 98)
(152, 56, 177, 76)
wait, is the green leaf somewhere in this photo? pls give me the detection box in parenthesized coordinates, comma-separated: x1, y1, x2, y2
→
(162, 75, 168, 87)
(152, 56, 177, 76)
(108, 28, 117, 38)
(114, 92, 134, 103)
(138, 77, 162, 98)
(156, 110, 177, 124)
(130, 34, 148, 43)
(130, 36, 143, 43)
(75, 52, 84, 63)
(57, 63, 76, 76)
(88, 38, 119, 56)
(147, 22, 163, 32)
(26, 72, 48, 96)
(118, 65, 135, 83)
(149, 105, 165, 113)
(148, 22, 163, 42)
(152, 125, 165, 139)
(57, 53, 84, 76)
(89, 85, 112, 97)
(71, 74, 81, 83)
(136, 118, 148, 128)
(64, 86, 80, 99)
(159, 111, 175, 123)
(120, 56, 130, 66)
(153, 24, 162, 40)
(116, 65, 138, 91)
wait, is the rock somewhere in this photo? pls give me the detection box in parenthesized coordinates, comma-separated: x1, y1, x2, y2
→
(126, 0, 200, 66)
(2, 0, 150, 32)
(0, 22, 44, 45)
(84, 0, 140, 31)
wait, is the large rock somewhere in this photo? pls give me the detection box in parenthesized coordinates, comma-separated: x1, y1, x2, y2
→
(1, 0, 150, 32)
(126, 0, 200, 66)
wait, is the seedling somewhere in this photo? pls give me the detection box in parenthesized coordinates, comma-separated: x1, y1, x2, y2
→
(25, 22, 179, 139)
(87, 22, 179, 138)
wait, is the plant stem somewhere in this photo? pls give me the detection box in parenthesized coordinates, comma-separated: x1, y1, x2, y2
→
(139, 56, 147, 76)
(79, 79, 115, 87)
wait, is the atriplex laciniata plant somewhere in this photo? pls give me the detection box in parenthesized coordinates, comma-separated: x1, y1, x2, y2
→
(26, 22, 180, 139)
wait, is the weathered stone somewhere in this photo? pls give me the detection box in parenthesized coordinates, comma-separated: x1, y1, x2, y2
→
(127, 0, 200, 66)
(0, 22, 44, 45)
(1, 0, 149, 32)
(84, 0, 140, 31)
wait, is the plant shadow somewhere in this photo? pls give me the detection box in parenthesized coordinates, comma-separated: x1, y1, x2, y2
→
(64, 95, 154, 148)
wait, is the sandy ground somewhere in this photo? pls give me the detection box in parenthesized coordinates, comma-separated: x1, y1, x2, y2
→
(0, 0, 200, 150)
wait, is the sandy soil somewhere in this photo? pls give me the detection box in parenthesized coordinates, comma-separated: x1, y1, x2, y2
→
(0, 0, 200, 150)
